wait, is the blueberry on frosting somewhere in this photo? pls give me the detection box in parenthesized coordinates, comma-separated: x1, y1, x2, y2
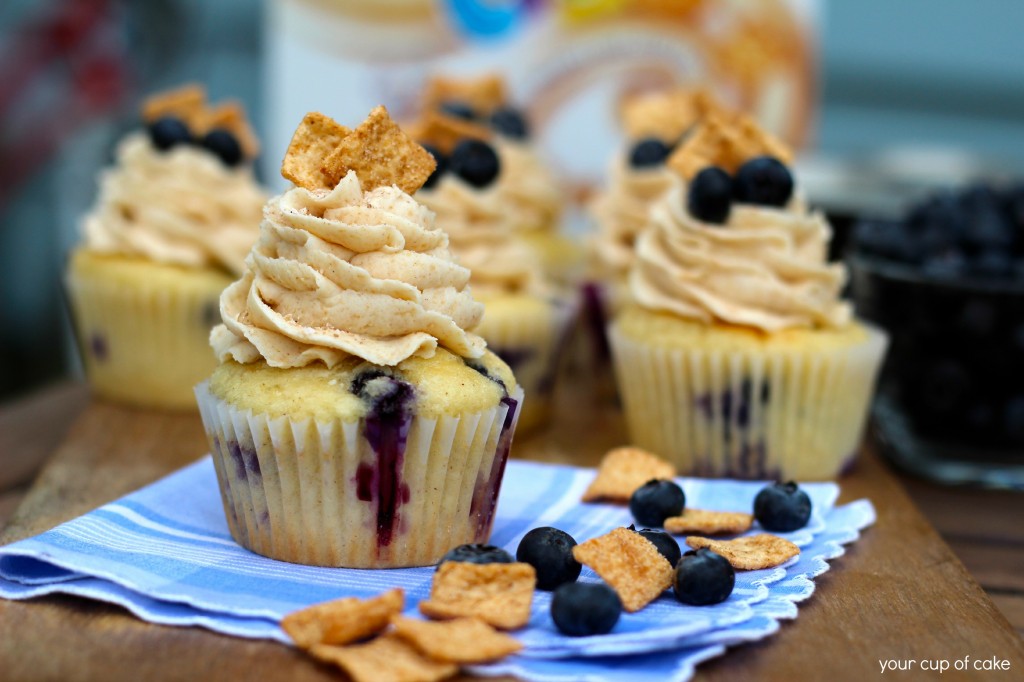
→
(449, 139, 501, 188)
(147, 116, 191, 151)
(687, 166, 733, 224)
(439, 100, 478, 121)
(201, 128, 243, 167)
(420, 143, 447, 189)
(489, 106, 530, 140)
(733, 156, 793, 208)
(628, 138, 672, 168)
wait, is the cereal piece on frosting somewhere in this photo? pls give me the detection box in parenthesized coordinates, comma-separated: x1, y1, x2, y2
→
(409, 109, 492, 154)
(572, 527, 673, 612)
(421, 73, 507, 115)
(582, 446, 677, 503)
(419, 562, 535, 630)
(733, 113, 793, 164)
(321, 106, 437, 194)
(281, 588, 404, 649)
(141, 82, 206, 129)
(309, 633, 457, 682)
(390, 616, 523, 663)
(668, 112, 793, 179)
(664, 509, 754, 536)
(621, 87, 703, 142)
(280, 112, 352, 190)
(686, 534, 800, 570)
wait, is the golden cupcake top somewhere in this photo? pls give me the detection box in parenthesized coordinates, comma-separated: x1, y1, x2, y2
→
(81, 84, 266, 276)
(211, 107, 488, 368)
(630, 114, 851, 333)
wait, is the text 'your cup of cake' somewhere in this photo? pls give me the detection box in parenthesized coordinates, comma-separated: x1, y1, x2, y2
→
(194, 107, 524, 568)
(608, 112, 889, 481)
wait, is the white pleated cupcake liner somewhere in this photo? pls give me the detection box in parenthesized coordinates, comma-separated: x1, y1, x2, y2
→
(608, 322, 889, 480)
(66, 263, 224, 410)
(476, 294, 579, 433)
(194, 381, 524, 568)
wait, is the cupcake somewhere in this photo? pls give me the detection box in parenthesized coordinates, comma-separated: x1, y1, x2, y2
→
(417, 74, 581, 285)
(609, 114, 888, 480)
(66, 84, 266, 410)
(413, 112, 575, 434)
(195, 107, 523, 568)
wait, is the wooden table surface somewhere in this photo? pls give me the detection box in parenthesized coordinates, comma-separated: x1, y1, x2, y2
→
(1, 376, 1022, 682)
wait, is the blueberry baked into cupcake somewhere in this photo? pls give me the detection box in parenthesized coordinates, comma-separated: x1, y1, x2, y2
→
(66, 84, 266, 409)
(609, 114, 888, 480)
(412, 110, 575, 433)
(417, 74, 581, 285)
(195, 107, 522, 568)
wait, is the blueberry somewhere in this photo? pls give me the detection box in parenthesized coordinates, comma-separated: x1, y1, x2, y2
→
(733, 156, 793, 207)
(673, 548, 735, 605)
(449, 139, 500, 188)
(147, 116, 190, 151)
(201, 128, 243, 167)
(516, 527, 581, 591)
(628, 138, 672, 168)
(439, 100, 477, 121)
(350, 370, 414, 417)
(970, 249, 1014, 279)
(421, 143, 447, 189)
(753, 482, 811, 532)
(550, 582, 622, 636)
(628, 525, 681, 567)
(489, 107, 529, 140)
(629, 479, 685, 527)
(437, 543, 514, 569)
(687, 166, 733, 224)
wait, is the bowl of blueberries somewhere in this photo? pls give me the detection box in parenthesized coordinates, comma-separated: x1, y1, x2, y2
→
(848, 183, 1024, 488)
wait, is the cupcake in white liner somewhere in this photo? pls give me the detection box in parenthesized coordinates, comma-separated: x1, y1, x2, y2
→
(609, 115, 887, 480)
(196, 108, 523, 568)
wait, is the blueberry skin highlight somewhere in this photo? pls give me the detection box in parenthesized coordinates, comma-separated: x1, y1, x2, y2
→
(673, 548, 735, 605)
(753, 481, 812, 532)
(517, 527, 581, 591)
(551, 582, 622, 636)
(629, 479, 686, 527)
(630, 526, 682, 567)
(437, 543, 514, 569)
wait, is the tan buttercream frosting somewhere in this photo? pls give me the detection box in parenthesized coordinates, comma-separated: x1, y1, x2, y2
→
(631, 183, 852, 332)
(82, 133, 265, 275)
(494, 139, 563, 233)
(211, 170, 486, 368)
(417, 175, 546, 296)
(589, 155, 680, 280)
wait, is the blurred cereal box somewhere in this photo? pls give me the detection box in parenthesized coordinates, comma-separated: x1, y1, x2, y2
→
(265, 0, 819, 197)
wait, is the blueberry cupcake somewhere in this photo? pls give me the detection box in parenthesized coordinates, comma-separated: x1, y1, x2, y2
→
(66, 84, 265, 409)
(195, 108, 523, 568)
(418, 74, 582, 285)
(609, 115, 888, 480)
(413, 119, 576, 434)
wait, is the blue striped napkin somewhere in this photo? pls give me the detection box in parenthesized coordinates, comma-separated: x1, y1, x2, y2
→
(0, 457, 874, 681)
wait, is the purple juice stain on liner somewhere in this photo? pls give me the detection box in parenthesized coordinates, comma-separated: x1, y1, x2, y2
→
(471, 394, 519, 539)
(351, 372, 415, 550)
(226, 441, 261, 481)
(89, 332, 109, 363)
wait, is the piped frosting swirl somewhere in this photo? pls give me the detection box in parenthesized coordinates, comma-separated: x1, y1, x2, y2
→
(212, 171, 486, 368)
(82, 133, 265, 275)
(631, 184, 852, 332)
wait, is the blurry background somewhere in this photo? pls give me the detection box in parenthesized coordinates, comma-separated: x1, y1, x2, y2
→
(2, 0, 1024, 401)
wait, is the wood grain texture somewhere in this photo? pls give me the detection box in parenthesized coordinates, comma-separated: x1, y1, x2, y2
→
(1, 374, 1023, 681)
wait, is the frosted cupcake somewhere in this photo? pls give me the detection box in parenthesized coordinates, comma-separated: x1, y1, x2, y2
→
(66, 84, 265, 409)
(414, 118, 575, 434)
(195, 108, 522, 568)
(417, 74, 581, 285)
(609, 115, 887, 480)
